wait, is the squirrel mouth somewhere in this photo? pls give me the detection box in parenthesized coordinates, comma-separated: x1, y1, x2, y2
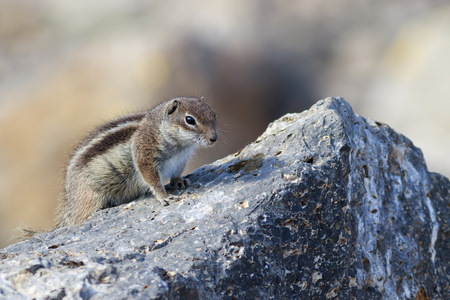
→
(201, 138, 216, 146)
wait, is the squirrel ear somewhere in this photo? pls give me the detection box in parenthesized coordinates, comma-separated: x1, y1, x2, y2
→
(167, 99, 179, 115)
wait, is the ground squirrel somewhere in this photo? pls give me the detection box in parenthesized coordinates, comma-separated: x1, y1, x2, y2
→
(20, 97, 217, 239)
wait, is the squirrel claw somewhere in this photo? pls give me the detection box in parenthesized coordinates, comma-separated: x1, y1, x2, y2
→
(159, 198, 170, 206)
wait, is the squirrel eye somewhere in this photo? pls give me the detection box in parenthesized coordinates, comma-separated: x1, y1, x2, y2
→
(185, 116, 196, 126)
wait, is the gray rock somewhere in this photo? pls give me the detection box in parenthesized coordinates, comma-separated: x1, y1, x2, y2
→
(1, 97, 448, 299)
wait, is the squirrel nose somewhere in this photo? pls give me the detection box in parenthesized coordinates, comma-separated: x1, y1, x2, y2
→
(209, 132, 218, 144)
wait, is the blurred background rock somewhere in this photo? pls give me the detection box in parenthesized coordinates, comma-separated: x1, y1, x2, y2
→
(0, 0, 449, 248)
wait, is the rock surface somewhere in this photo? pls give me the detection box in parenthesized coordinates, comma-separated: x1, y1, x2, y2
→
(1, 97, 448, 299)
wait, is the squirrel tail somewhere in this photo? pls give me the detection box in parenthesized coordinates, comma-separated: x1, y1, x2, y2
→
(11, 226, 44, 242)
(12, 217, 67, 243)
(12, 225, 58, 243)
(12, 197, 68, 243)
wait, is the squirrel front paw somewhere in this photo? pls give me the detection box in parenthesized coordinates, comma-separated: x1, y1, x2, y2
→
(156, 194, 182, 206)
(157, 197, 170, 206)
(170, 177, 191, 190)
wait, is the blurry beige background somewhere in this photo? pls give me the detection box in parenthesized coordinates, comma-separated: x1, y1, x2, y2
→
(1, 0, 449, 248)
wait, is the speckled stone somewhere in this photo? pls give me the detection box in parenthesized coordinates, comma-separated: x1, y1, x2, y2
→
(1, 97, 448, 299)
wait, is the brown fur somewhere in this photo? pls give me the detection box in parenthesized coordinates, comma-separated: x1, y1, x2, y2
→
(76, 112, 146, 152)
(78, 125, 139, 166)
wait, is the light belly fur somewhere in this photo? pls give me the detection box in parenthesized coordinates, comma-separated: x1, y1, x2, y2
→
(158, 146, 195, 184)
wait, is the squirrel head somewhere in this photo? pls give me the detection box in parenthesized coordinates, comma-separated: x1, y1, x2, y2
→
(166, 97, 217, 147)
